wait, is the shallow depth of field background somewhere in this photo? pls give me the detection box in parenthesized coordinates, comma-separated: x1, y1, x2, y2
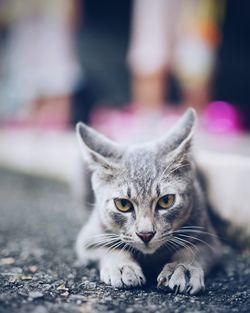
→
(0, 0, 250, 187)
(0, 1, 250, 313)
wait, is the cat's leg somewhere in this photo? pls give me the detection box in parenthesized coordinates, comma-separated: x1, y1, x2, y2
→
(76, 212, 146, 288)
(157, 261, 205, 295)
(157, 240, 221, 295)
(100, 250, 146, 288)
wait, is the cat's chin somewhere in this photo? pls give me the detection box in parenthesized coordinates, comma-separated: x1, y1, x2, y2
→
(133, 244, 161, 255)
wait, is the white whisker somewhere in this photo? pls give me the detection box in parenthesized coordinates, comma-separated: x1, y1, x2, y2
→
(171, 236, 196, 264)
(181, 226, 205, 229)
(177, 233, 216, 252)
(164, 239, 178, 253)
(174, 235, 199, 252)
(85, 237, 120, 249)
(106, 241, 124, 255)
(174, 229, 219, 239)
(170, 237, 187, 251)
(162, 163, 191, 181)
(159, 158, 177, 180)
(89, 233, 120, 239)
(167, 239, 180, 251)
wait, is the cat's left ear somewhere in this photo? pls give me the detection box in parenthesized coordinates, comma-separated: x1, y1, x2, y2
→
(76, 122, 123, 172)
(159, 108, 197, 163)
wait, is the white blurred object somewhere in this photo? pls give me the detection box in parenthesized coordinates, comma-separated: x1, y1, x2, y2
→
(196, 150, 250, 236)
(0, 0, 81, 118)
(128, 0, 173, 74)
(128, 0, 216, 82)
(0, 129, 84, 201)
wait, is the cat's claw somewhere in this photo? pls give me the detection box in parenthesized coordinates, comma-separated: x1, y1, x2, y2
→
(157, 263, 205, 295)
(100, 263, 146, 288)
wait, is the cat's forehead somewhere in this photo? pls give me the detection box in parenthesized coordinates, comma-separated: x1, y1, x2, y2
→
(124, 148, 158, 176)
(121, 148, 160, 198)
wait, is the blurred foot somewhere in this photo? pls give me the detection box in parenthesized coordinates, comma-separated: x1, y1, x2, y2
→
(90, 104, 183, 143)
(201, 101, 244, 134)
(1, 96, 71, 131)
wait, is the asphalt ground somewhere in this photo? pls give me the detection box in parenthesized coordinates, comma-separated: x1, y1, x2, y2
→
(0, 169, 249, 313)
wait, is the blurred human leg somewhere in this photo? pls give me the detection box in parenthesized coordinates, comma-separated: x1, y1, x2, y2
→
(128, 0, 179, 112)
(1, 0, 81, 129)
(131, 71, 166, 112)
(174, 0, 223, 112)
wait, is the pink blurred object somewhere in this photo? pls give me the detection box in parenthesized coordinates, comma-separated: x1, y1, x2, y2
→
(202, 101, 244, 134)
(90, 104, 182, 143)
(1, 115, 70, 131)
(90, 105, 136, 141)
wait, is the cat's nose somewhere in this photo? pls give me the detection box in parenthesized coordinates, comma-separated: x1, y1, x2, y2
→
(136, 231, 156, 243)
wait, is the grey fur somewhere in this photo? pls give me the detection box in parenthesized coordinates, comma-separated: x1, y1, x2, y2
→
(75, 108, 221, 295)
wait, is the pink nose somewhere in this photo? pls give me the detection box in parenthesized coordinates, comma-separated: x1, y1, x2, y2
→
(136, 231, 155, 243)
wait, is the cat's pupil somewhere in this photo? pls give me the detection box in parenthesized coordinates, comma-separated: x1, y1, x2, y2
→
(121, 199, 128, 207)
(162, 195, 169, 203)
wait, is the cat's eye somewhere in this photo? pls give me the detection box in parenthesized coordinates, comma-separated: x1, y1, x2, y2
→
(157, 194, 175, 210)
(114, 198, 133, 213)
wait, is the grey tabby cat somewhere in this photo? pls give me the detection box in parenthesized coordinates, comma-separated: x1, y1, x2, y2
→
(75, 108, 221, 295)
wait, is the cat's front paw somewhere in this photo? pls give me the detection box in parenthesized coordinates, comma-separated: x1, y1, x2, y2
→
(157, 262, 205, 295)
(100, 262, 146, 288)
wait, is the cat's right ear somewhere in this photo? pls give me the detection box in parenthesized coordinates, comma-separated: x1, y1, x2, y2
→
(76, 122, 122, 172)
(156, 108, 197, 166)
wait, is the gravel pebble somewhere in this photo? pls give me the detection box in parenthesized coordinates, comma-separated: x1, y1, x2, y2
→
(29, 291, 44, 299)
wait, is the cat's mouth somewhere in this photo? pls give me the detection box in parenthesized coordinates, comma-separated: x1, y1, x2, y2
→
(128, 235, 173, 255)
(120, 232, 173, 254)
(132, 242, 162, 254)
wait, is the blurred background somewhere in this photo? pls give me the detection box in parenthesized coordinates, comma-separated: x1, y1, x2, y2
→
(0, 0, 250, 128)
(0, 3, 250, 311)
(0, 0, 250, 189)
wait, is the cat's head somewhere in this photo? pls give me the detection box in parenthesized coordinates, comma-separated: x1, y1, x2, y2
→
(76, 108, 197, 254)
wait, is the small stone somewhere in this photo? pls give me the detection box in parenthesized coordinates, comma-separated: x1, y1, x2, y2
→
(174, 296, 181, 302)
(0, 257, 15, 265)
(61, 291, 69, 297)
(18, 291, 29, 297)
(21, 275, 33, 281)
(29, 266, 38, 273)
(57, 282, 69, 291)
(85, 282, 96, 289)
(9, 276, 17, 283)
(29, 291, 44, 299)
(79, 303, 92, 313)
(69, 294, 87, 301)
(41, 284, 51, 291)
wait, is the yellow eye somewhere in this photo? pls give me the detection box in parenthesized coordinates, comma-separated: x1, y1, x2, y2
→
(157, 194, 175, 209)
(114, 198, 133, 212)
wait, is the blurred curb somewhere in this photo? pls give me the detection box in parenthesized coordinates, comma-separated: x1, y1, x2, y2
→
(0, 128, 85, 201)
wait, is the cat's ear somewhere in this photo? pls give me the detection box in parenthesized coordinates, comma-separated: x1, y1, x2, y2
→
(159, 108, 197, 162)
(76, 122, 122, 172)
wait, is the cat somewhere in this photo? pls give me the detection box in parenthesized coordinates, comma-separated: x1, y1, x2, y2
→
(75, 108, 221, 295)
